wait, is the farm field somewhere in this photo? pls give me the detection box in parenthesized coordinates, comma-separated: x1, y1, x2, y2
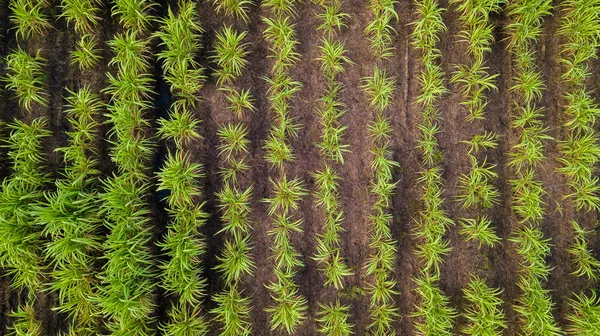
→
(0, 0, 599, 335)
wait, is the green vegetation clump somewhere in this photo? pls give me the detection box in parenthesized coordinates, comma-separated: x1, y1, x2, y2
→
(0, 118, 51, 336)
(33, 87, 103, 335)
(210, 19, 256, 336)
(5, 49, 47, 112)
(410, 0, 457, 334)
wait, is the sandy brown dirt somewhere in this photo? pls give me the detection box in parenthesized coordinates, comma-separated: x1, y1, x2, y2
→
(0, 0, 598, 335)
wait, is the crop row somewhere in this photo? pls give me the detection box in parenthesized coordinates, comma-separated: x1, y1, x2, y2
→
(4, 1, 57, 334)
(261, 0, 308, 334)
(410, 0, 456, 334)
(451, 0, 506, 334)
(210, 18, 255, 336)
(98, 0, 157, 334)
(557, 0, 600, 333)
(154, 2, 210, 335)
(0, 118, 51, 335)
(361, 1, 400, 335)
(313, 0, 354, 334)
(505, 0, 560, 333)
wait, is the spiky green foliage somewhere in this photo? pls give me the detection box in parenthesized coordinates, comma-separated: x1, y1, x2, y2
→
(218, 122, 250, 162)
(32, 87, 103, 334)
(9, 0, 50, 39)
(154, 2, 210, 335)
(360, 24, 400, 333)
(5, 49, 48, 112)
(365, 0, 398, 59)
(567, 221, 600, 280)
(214, 185, 254, 277)
(7, 304, 42, 336)
(221, 87, 256, 119)
(311, 2, 353, 306)
(504, 0, 561, 332)
(0, 118, 51, 294)
(411, 275, 457, 336)
(98, 7, 157, 333)
(260, 3, 308, 331)
(212, 27, 249, 85)
(156, 151, 210, 335)
(71, 34, 101, 71)
(556, 4, 600, 316)
(263, 177, 308, 334)
(158, 108, 201, 149)
(262, 0, 297, 17)
(462, 277, 506, 336)
(103, 31, 155, 173)
(211, 286, 253, 336)
(510, 225, 561, 335)
(457, 132, 500, 209)
(459, 217, 501, 248)
(566, 291, 600, 336)
(60, 0, 101, 34)
(410, 0, 458, 334)
(213, 0, 253, 22)
(313, 166, 353, 289)
(262, 12, 303, 168)
(154, 1, 205, 110)
(61, 0, 103, 73)
(210, 18, 257, 336)
(112, 0, 154, 31)
(0, 118, 50, 336)
(450, 0, 503, 121)
(316, 300, 354, 336)
(316, 0, 349, 37)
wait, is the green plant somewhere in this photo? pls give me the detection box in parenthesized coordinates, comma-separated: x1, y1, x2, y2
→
(154, 1, 205, 109)
(33, 87, 103, 334)
(212, 27, 249, 85)
(98, 7, 157, 334)
(567, 221, 600, 280)
(264, 176, 307, 216)
(312, 166, 353, 289)
(112, 0, 155, 31)
(9, 0, 50, 39)
(0, 118, 51, 294)
(7, 304, 42, 336)
(361, 67, 396, 113)
(316, 0, 349, 37)
(566, 291, 600, 336)
(462, 277, 507, 336)
(211, 286, 253, 336)
(316, 300, 353, 336)
(365, 0, 398, 59)
(459, 217, 501, 248)
(213, 0, 253, 22)
(0, 118, 51, 334)
(5, 49, 48, 112)
(412, 275, 457, 336)
(221, 87, 256, 118)
(60, 0, 100, 34)
(154, 3, 210, 335)
(71, 34, 102, 70)
(262, 0, 297, 17)
(157, 107, 201, 149)
(217, 123, 250, 162)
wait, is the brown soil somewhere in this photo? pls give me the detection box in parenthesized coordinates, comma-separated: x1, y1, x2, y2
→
(0, 0, 598, 335)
